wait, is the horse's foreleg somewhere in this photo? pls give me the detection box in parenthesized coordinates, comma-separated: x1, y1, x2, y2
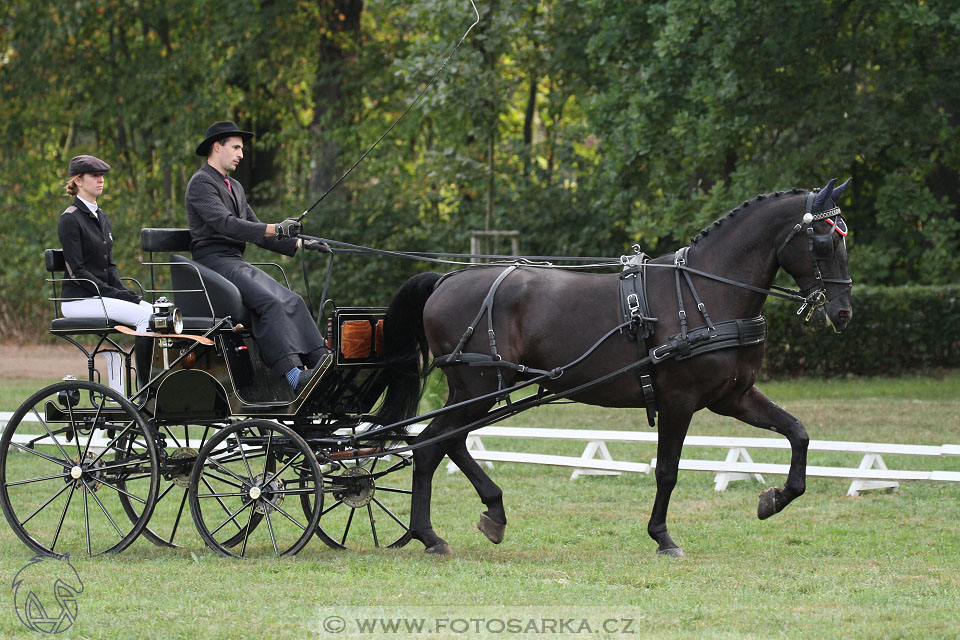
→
(713, 386, 809, 519)
(647, 409, 693, 557)
(444, 436, 506, 544)
(409, 433, 452, 555)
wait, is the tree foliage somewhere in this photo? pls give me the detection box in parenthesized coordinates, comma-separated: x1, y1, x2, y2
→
(1, 0, 958, 338)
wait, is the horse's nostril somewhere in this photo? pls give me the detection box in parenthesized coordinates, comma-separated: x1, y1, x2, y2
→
(838, 310, 850, 320)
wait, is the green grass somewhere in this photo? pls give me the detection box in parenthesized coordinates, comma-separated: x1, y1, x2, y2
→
(0, 373, 958, 638)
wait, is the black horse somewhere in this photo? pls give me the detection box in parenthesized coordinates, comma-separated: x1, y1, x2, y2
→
(378, 179, 852, 556)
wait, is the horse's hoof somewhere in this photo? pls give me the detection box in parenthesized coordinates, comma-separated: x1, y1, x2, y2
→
(758, 487, 778, 520)
(424, 542, 452, 556)
(477, 513, 506, 544)
(656, 546, 685, 558)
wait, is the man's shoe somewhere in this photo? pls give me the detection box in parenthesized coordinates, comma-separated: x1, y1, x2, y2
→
(294, 365, 321, 394)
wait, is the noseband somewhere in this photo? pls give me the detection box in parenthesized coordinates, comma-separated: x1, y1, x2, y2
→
(775, 191, 853, 318)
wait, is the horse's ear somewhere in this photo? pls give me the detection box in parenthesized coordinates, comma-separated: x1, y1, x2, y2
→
(831, 178, 851, 203)
(814, 178, 837, 208)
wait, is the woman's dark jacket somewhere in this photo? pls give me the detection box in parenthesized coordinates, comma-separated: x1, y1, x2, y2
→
(57, 197, 141, 303)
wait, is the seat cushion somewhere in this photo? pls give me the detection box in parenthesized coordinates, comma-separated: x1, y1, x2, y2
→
(50, 317, 127, 333)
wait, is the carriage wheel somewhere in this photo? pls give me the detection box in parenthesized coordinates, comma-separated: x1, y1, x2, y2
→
(303, 447, 414, 550)
(0, 380, 159, 557)
(188, 419, 322, 558)
(116, 423, 263, 549)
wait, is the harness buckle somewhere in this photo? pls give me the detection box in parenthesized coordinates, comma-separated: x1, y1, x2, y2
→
(627, 293, 641, 318)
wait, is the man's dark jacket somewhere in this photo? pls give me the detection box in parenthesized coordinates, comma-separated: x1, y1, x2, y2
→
(185, 163, 297, 256)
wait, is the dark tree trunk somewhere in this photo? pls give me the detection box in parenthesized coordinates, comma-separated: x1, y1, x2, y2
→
(310, 0, 364, 195)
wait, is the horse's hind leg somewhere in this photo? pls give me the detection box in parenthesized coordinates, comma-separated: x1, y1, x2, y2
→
(409, 432, 453, 555)
(408, 399, 498, 555)
(712, 385, 809, 519)
(444, 435, 507, 544)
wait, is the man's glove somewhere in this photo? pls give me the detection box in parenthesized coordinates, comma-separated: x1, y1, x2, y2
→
(302, 238, 331, 253)
(275, 218, 302, 239)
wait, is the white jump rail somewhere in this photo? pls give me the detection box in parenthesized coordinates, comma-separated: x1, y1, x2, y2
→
(5, 414, 959, 496)
(406, 424, 960, 496)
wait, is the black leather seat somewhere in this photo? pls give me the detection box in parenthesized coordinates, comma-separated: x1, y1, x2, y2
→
(45, 248, 131, 333)
(169, 254, 250, 327)
(140, 228, 250, 328)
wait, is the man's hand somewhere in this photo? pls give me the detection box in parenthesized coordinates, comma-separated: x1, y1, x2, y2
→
(302, 238, 331, 253)
(275, 218, 302, 239)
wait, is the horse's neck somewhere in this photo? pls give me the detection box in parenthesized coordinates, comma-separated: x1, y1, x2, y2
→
(685, 207, 787, 319)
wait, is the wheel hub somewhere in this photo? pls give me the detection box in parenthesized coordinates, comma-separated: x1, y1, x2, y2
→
(63, 453, 104, 492)
(167, 447, 198, 488)
(334, 467, 375, 508)
(249, 472, 284, 515)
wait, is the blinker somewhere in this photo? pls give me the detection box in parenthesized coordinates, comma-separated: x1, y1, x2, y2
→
(812, 234, 834, 257)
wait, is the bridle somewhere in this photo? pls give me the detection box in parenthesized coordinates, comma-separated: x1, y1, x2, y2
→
(775, 190, 853, 319)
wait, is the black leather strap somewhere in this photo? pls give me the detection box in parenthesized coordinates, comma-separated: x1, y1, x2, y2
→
(650, 316, 766, 363)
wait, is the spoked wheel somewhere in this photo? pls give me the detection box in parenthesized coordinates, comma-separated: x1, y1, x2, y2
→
(189, 419, 322, 558)
(305, 445, 414, 550)
(0, 380, 159, 557)
(117, 423, 244, 549)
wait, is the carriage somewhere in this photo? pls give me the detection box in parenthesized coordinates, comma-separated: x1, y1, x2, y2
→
(0, 227, 415, 558)
(1, 178, 854, 559)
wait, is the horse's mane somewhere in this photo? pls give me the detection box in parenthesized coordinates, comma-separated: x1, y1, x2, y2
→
(689, 188, 804, 246)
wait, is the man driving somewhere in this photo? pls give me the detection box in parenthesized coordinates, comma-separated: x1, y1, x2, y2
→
(185, 120, 329, 392)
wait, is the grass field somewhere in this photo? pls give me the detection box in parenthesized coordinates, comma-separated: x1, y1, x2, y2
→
(0, 372, 958, 639)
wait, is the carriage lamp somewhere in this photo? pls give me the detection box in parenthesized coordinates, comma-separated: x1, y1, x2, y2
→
(58, 375, 79, 408)
(150, 297, 183, 335)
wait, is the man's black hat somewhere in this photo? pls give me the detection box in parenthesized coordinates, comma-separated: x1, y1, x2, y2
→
(196, 121, 254, 156)
(68, 155, 111, 176)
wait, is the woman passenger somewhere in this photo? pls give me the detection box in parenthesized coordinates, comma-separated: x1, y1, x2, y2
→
(57, 155, 153, 330)
(58, 155, 153, 385)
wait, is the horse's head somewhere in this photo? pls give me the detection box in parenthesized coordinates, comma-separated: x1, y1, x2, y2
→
(775, 178, 853, 332)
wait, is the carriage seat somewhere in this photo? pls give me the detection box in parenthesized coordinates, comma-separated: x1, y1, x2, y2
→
(45, 248, 134, 334)
(140, 228, 250, 328)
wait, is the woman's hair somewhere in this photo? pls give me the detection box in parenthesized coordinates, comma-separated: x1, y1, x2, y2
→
(64, 175, 81, 196)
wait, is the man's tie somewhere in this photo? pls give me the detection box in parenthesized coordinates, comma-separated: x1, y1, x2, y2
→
(224, 177, 233, 193)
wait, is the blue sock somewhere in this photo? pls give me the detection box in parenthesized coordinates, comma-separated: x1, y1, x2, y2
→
(285, 367, 301, 388)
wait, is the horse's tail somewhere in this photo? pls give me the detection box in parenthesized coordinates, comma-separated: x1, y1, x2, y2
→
(375, 271, 443, 427)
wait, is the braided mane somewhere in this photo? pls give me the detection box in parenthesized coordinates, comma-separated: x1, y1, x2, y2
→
(689, 188, 804, 245)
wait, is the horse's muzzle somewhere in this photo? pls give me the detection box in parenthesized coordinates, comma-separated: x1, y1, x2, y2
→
(828, 307, 852, 333)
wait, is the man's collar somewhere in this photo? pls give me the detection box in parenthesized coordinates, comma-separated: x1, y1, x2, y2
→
(204, 161, 228, 178)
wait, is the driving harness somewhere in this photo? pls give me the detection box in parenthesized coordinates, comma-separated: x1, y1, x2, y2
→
(432, 190, 848, 429)
(432, 256, 766, 429)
